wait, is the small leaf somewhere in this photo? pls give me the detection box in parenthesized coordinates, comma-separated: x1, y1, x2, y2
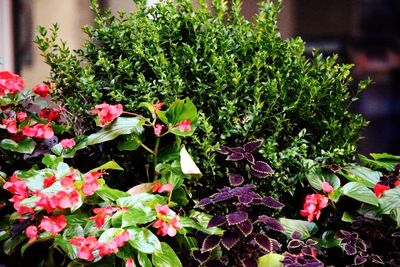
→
(219, 146, 231, 155)
(243, 140, 263, 152)
(226, 153, 244, 161)
(207, 215, 226, 228)
(196, 197, 212, 207)
(254, 234, 272, 252)
(226, 211, 248, 225)
(241, 258, 258, 267)
(251, 161, 273, 175)
(244, 153, 255, 164)
(344, 244, 357, 255)
(258, 215, 284, 232)
(201, 235, 221, 252)
(237, 220, 253, 237)
(228, 173, 244, 186)
(221, 231, 240, 250)
(90, 161, 124, 172)
(0, 138, 36, 154)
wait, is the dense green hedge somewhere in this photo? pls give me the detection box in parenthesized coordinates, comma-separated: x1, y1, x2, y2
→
(36, 0, 367, 196)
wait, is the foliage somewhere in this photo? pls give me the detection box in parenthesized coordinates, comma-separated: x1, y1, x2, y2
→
(35, 0, 367, 198)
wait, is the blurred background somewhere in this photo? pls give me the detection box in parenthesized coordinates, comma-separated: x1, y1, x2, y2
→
(0, 0, 399, 156)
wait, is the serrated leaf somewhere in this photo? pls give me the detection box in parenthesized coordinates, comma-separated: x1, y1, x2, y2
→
(221, 231, 240, 250)
(201, 235, 221, 252)
(254, 234, 272, 252)
(226, 211, 248, 225)
(342, 182, 378, 206)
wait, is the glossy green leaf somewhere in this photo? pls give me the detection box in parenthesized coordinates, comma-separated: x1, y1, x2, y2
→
(3, 235, 25, 255)
(54, 236, 77, 260)
(128, 228, 161, 254)
(0, 138, 36, 154)
(379, 186, 400, 214)
(258, 253, 284, 267)
(96, 183, 130, 201)
(279, 218, 318, 240)
(117, 133, 143, 151)
(90, 161, 124, 172)
(42, 154, 63, 168)
(341, 182, 378, 206)
(306, 167, 340, 191)
(116, 193, 164, 208)
(121, 205, 156, 227)
(152, 242, 182, 267)
(138, 251, 153, 267)
(341, 166, 381, 188)
(358, 154, 397, 171)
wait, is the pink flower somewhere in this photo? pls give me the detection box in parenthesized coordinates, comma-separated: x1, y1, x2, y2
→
(154, 124, 163, 136)
(70, 236, 99, 261)
(43, 175, 56, 188)
(3, 173, 28, 196)
(321, 181, 334, 193)
(126, 258, 136, 267)
(395, 180, 400, 187)
(155, 204, 170, 216)
(90, 206, 118, 228)
(153, 102, 164, 110)
(90, 103, 123, 126)
(60, 172, 76, 189)
(177, 119, 191, 132)
(82, 171, 104, 196)
(300, 194, 329, 222)
(151, 182, 173, 193)
(0, 71, 25, 95)
(113, 230, 130, 247)
(39, 215, 67, 235)
(373, 183, 390, 198)
(25, 225, 38, 243)
(2, 118, 18, 134)
(99, 240, 119, 256)
(50, 190, 80, 209)
(16, 112, 27, 121)
(153, 215, 182, 237)
(22, 123, 54, 139)
(35, 192, 54, 213)
(39, 108, 61, 121)
(60, 138, 76, 149)
(32, 83, 51, 97)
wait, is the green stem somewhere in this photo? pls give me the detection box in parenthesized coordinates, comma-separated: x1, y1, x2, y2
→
(122, 111, 147, 121)
(140, 142, 155, 155)
(154, 137, 160, 167)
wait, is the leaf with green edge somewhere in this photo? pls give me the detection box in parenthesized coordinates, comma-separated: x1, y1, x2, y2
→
(90, 161, 124, 172)
(121, 204, 156, 227)
(3, 235, 26, 255)
(278, 218, 318, 240)
(317, 231, 341, 249)
(328, 188, 342, 202)
(258, 253, 284, 267)
(0, 230, 10, 242)
(152, 242, 182, 267)
(116, 193, 164, 208)
(66, 213, 89, 225)
(63, 224, 85, 239)
(51, 143, 63, 156)
(86, 117, 144, 146)
(379, 186, 400, 214)
(42, 154, 63, 168)
(117, 133, 143, 151)
(138, 251, 153, 267)
(54, 235, 77, 260)
(340, 167, 381, 188)
(341, 212, 355, 223)
(98, 228, 125, 243)
(96, 183, 130, 201)
(390, 208, 400, 227)
(0, 138, 36, 154)
(370, 153, 400, 161)
(359, 154, 397, 171)
(128, 228, 161, 254)
(342, 182, 379, 206)
(171, 187, 189, 206)
(306, 167, 340, 191)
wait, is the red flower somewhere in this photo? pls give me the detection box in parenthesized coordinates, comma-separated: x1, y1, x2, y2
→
(39, 215, 67, 235)
(153, 102, 164, 110)
(16, 112, 27, 121)
(126, 258, 136, 267)
(60, 138, 76, 149)
(50, 190, 80, 209)
(3, 173, 28, 196)
(32, 83, 51, 97)
(39, 108, 61, 121)
(321, 181, 334, 193)
(154, 124, 163, 136)
(151, 182, 173, 193)
(155, 204, 170, 216)
(43, 175, 56, 188)
(22, 123, 54, 139)
(82, 171, 104, 196)
(177, 119, 191, 132)
(25, 225, 38, 243)
(98, 231, 130, 256)
(113, 230, 130, 247)
(373, 183, 390, 198)
(60, 172, 76, 189)
(90, 206, 118, 228)
(153, 215, 182, 237)
(395, 180, 400, 187)
(35, 192, 54, 213)
(300, 194, 329, 222)
(70, 236, 99, 261)
(90, 103, 123, 126)
(0, 71, 25, 95)
(2, 118, 18, 134)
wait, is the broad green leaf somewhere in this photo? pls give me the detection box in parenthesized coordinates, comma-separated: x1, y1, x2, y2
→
(117, 133, 143, 151)
(55, 162, 71, 179)
(390, 208, 400, 227)
(3, 235, 25, 255)
(0, 230, 10, 242)
(317, 231, 341, 249)
(306, 167, 340, 191)
(171, 187, 189, 206)
(128, 228, 161, 254)
(152, 242, 182, 267)
(258, 253, 284, 267)
(138, 251, 153, 267)
(42, 154, 62, 168)
(279, 218, 318, 240)
(0, 138, 36, 154)
(90, 161, 124, 172)
(66, 214, 88, 225)
(121, 205, 156, 227)
(62, 136, 89, 158)
(370, 153, 400, 161)
(379, 186, 400, 214)
(116, 193, 164, 208)
(98, 228, 125, 243)
(328, 188, 342, 202)
(96, 183, 130, 201)
(341, 182, 378, 206)
(341, 166, 381, 188)
(63, 224, 85, 239)
(86, 117, 144, 146)
(54, 236, 77, 260)
(359, 154, 397, 171)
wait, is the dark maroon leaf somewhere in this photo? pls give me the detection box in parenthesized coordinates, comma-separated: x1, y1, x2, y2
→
(291, 231, 302, 240)
(288, 240, 302, 249)
(237, 220, 253, 237)
(227, 153, 244, 161)
(238, 194, 253, 205)
(228, 173, 244, 186)
(196, 198, 212, 207)
(229, 147, 245, 153)
(261, 196, 284, 209)
(344, 244, 357, 255)
(202, 235, 221, 252)
(219, 146, 231, 155)
(244, 152, 255, 165)
(271, 238, 282, 251)
(257, 215, 284, 232)
(226, 211, 248, 225)
(250, 170, 267, 178)
(254, 234, 272, 252)
(301, 246, 313, 256)
(207, 215, 226, 228)
(243, 140, 263, 152)
(213, 192, 232, 202)
(354, 240, 367, 252)
(370, 254, 384, 264)
(221, 231, 240, 250)
(306, 239, 318, 246)
(241, 258, 257, 267)
(192, 250, 210, 264)
(251, 161, 273, 174)
(354, 255, 367, 265)
(327, 164, 342, 173)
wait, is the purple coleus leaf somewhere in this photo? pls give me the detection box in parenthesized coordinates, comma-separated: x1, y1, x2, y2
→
(251, 161, 273, 175)
(344, 244, 357, 255)
(226, 210, 248, 225)
(244, 152, 255, 165)
(241, 258, 258, 267)
(261, 196, 284, 209)
(196, 197, 212, 207)
(354, 255, 367, 265)
(228, 173, 244, 186)
(237, 220, 253, 237)
(221, 231, 240, 250)
(257, 215, 284, 232)
(212, 192, 233, 203)
(238, 194, 253, 205)
(207, 215, 226, 228)
(219, 146, 231, 155)
(254, 234, 273, 252)
(291, 231, 302, 240)
(250, 170, 268, 178)
(369, 254, 384, 264)
(243, 140, 263, 153)
(227, 153, 244, 161)
(192, 250, 210, 264)
(202, 235, 221, 253)
(229, 147, 245, 154)
(271, 238, 282, 251)
(354, 240, 367, 252)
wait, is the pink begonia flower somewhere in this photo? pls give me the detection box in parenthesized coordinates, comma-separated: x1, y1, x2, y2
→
(126, 258, 136, 267)
(16, 112, 27, 121)
(90, 103, 123, 126)
(153, 215, 182, 237)
(32, 83, 51, 97)
(60, 138, 76, 149)
(98, 231, 130, 256)
(39, 215, 67, 235)
(82, 171, 104, 196)
(154, 124, 163, 136)
(39, 108, 61, 121)
(177, 119, 191, 132)
(0, 71, 25, 95)
(43, 175, 56, 188)
(3, 173, 28, 196)
(155, 204, 170, 216)
(153, 102, 164, 110)
(373, 183, 390, 198)
(2, 118, 18, 134)
(151, 182, 173, 193)
(25, 225, 38, 243)
(50, 190, 80, 209)
(60, 172, 76, 189)
(35, 192, 54, 213)
(22, 123, 54, 139)
(300, 194, 329, 222)
(70, 236, 99, 261)
(321, 181, 334, 193)
(90, 206, 118, 228)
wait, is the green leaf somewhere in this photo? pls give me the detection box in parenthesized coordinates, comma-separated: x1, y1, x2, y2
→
(258, 253, 284, 267)
(138, 251, 153, 267)
(171, 187, 189, 206)
(341, 212, 355, 223)
(306, 167, 340, 191)
(278, 218, 318, 240)
(117, 133, 143, 151)
(341, 182, 379, 206)
(54, 236, 77, 260)
(152, 242, 182, 267)
(316, 231, 341, 249)
(62, 136, 89, 158)
(328, 188, 342, 202)
(379, 186, 400, 214)
(370, 153, 400, 161)
(340, 166, 381, 188)
(86, 117, 144, 146)
(359, 154, 397, 171)
(117, 193, 164, 208)
(121, 204, 156, 227)
(162, 98, 198, 137)
(128, 228, 161, 254)
(0, 138, 36, 154)
(90, 161, 124, 172)
(0, 230, 10, 242)
(42, 154, 62, 168)
(390, 208, 400, 227)
(3, 235, 26, 255)
(96, 183, 130, 201)
(98, 228, 125, 243)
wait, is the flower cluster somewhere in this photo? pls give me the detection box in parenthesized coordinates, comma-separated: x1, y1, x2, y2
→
(373, 164, 400, 197)
(25, 214, 67, 242)
(300, 193, 329, 222)
(153, 204, 182, 237)
(91, 103, 123, 126)
(0, 71, 25, 95)
(90, 206, 118, 228)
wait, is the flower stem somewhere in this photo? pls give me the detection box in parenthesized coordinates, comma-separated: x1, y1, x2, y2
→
(122, 111, 147, 120)
(140, 142, 155, 155)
